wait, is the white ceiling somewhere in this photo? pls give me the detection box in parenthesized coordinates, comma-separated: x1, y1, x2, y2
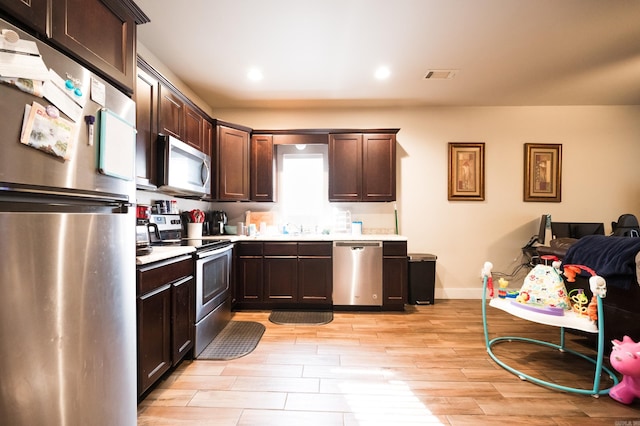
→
(135, 0, 640, 109)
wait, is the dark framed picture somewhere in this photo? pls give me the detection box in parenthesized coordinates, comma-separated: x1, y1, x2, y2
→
(448, 142, 485, 201)
(523, 143, 562, 202)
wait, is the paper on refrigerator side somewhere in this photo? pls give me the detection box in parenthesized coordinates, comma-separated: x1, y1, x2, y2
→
(20, 101, 76, 160)
(42, 69, 85, 122)
(0, 38, 50, 81)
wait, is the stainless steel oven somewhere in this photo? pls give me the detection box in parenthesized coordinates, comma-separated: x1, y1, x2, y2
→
(194, 242, 233, 356)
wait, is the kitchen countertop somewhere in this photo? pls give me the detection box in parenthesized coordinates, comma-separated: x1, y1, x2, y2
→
(136, 246, 196, 265)
(136, 234, 407, 265)
(210, 234, 408, 242)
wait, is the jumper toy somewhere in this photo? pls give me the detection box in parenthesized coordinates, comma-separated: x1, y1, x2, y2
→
(609, 336, 640, 405)
(481, 260, 618, 396)
(497, 278, 509, 298)
(481, 262, 494, 297)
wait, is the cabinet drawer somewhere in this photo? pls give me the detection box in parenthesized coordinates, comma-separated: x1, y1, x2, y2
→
(237, 242, 263, 256)
(383, 241, 407, 257)
(298, 242, 332, 256)
(137, 257, 193, 295)
(264, 242, 298, 256)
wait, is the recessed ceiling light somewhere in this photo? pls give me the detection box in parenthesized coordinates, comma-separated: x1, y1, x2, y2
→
(247, 68, 263, 81)
(374, 66, 391, 80)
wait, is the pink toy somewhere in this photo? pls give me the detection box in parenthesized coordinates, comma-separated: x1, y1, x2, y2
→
(609, 336, 640, 404)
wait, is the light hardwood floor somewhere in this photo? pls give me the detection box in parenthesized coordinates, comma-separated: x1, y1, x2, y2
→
(137, 300, 640, 425)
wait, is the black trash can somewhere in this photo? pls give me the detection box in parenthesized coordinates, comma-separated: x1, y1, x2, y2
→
(408, 253, 437, 305)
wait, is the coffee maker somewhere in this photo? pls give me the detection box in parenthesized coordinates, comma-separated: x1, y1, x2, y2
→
(135, 205, 153, 256)
(210, 210, 228, 235)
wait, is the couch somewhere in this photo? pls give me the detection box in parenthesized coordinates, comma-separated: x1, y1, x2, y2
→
(537, 235, 640, 345)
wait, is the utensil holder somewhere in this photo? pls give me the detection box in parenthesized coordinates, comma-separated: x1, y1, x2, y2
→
(187, 223, 203, 239)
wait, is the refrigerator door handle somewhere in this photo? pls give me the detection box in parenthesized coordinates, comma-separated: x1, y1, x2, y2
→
(0, 182, 130, 203)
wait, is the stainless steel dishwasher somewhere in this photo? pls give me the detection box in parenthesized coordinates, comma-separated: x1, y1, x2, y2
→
(333, 241, 383, 306)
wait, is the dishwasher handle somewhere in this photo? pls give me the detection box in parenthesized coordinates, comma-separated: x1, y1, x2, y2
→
(334, 241, 382, 249)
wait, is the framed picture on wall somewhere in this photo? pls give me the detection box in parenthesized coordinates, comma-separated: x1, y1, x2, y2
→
(523, 143, 562, 202)
(448, 142, 485, 201)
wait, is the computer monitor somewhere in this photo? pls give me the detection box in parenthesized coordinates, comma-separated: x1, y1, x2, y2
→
(551, 222, 604, 239)
(571, 222, 605, 238)
(536, 214, 550, 245)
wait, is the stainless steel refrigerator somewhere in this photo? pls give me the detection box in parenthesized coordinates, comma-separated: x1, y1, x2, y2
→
(0, 18, 137, 425)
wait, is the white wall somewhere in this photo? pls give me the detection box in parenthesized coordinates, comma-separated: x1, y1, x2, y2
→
(212, 106, 640, 299)
(137, 43, 640, 299)
(137, 45, 215, 117)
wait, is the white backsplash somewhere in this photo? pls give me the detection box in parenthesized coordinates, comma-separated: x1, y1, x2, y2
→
(136, 190, 400, 235)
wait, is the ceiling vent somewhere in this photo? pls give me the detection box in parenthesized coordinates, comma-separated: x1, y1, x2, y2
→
(424, 70, 458, 80)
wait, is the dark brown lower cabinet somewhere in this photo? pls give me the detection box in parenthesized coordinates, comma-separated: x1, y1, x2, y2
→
(234, 241, 403, 311)
(235, 242, 264, 306)
(383, 241, 408, 310)
(264, 257, 298, 302)
(298, 242, 332, 304)
(264, 242, 298, 303)
(235, 241, 332, 309)
(171, 275, 194, 365)
(137, 255, 194, 397)
(137, 283, 171, 395)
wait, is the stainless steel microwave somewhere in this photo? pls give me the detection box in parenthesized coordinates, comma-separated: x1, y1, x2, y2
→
(157, 134, 211, 196)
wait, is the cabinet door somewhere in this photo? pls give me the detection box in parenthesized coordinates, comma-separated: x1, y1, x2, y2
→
(363, 133, 396, 201)
(298, 257, 332, 304)
(0, 0, 47, 35)
(184, 105, 204, 151)
(202, 120, 213, 196)
(236, 257, 263, 303)
(264, 257, 298, 302)
(217, 125, 250, 201)
(159, 84, 184, 140)
(50, 0, 136, 92)
(202, 120, 213, 157)
(329, 133, 362, 201)
(383, 242, 408, 310)
(171, 276, 194, 366)
(250, 134, 275, 202)
(135, 67, 158, 184)
(137, 284, 171, 396)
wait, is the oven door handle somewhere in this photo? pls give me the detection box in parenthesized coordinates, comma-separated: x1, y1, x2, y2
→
(196, 244, 233, 259)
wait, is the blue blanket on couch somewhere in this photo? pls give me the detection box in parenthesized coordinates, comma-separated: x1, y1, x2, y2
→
(563, 235, 640, 289)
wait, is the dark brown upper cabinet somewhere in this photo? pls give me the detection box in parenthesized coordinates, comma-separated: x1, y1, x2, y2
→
(250, 134, 275, 202)
(0, 0, 48, 35)
(328, 133, 363, 201)
(202, 120, 213, 158)
(362, 133, 397, 201)
(135, 58, 214, 193)
(216, 124, 250, 201)
(1, 0, 149, 94)
(329, 132, 397, 202)
(50, 0, 148, 93)
(135, 67, 158, 185)
(159, 84, 185, 140)
(184, 104, 204, 151)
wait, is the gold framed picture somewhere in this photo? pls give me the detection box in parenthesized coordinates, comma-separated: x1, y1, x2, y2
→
(523, 143, 562, 202)
(448, 142, 485, 201)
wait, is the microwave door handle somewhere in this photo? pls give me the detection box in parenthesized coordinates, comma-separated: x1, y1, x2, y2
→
(201, 160, 211, 187)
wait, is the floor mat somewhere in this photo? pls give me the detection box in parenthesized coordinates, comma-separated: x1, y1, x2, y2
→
(197, 321, 265, 360)
(269, 310, 333, 325)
